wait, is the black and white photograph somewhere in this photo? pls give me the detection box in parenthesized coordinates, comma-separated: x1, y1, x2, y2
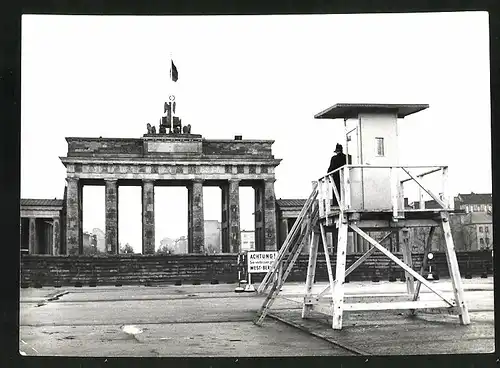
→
(19, 11, 493, 358)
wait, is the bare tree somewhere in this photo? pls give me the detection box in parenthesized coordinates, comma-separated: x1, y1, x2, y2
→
(119, 243, 135, 254)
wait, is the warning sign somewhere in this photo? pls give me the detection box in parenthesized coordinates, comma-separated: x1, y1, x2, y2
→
(247, 251, 278, 274)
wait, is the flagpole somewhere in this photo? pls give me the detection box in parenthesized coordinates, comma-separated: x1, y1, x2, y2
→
(169, 52, 173, 133)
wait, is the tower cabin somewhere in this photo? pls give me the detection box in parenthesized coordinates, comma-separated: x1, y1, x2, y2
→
(314, 103, 453, 220)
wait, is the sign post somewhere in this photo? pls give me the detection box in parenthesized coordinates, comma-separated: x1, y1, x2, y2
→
(246, 251, 278, 292)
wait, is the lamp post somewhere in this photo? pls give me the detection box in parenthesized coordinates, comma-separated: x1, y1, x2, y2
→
(427, 252, 434, 280)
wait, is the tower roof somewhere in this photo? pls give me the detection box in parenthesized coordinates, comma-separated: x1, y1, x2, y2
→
(314, 103, 429, 120)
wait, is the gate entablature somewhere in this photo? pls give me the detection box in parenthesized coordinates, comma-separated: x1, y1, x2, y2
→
(61, 136, 280, 182)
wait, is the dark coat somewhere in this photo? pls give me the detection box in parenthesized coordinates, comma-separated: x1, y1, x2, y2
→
(328, 152, 347, 177)
(327, 152, 350, 206)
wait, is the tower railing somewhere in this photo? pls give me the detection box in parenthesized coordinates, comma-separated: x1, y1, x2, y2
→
(317, 165, 450, 220)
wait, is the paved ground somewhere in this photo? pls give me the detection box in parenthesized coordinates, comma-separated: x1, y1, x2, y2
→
(19, 278, 495, 357)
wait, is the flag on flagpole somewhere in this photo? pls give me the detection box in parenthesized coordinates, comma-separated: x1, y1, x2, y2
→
(170, 60, 178, 82)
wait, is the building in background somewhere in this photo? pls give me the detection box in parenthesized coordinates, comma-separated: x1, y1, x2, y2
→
(454, 192, 492, 213)
(204, 220, 221, 254)
(20, 198, 64, 255)
(240, 230, 255, 252)
(173, 236, 188, 254)
(92, 228, 106, 253)
(462, 212, 493, 251)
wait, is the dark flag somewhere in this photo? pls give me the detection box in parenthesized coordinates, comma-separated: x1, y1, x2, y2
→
(170, 60, 178, 82)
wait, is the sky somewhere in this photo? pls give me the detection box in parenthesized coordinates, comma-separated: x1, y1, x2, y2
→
(21, 12, 491, 253)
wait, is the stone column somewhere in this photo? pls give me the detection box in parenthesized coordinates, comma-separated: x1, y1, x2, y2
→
(52, 217, 61, 255)
(263, 179, 278, 251)
(105, 179, 119, 254)
(187, 184, 193, 253)
(65, 177, 81, 255)
(228, 179, 241, 253)
(142, 179, 155, 254)
(220, 184, 229, 253)
(29, 218, 37, 254)
(190, 180, 205, 253)
(254, 184, 264, 251)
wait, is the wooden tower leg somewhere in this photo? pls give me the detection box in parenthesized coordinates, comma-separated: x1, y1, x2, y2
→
(440, 212, 470, 325)
(401, 232, 415, 295)
(302, 230, 320, 318)
(332, 215, 348, 330)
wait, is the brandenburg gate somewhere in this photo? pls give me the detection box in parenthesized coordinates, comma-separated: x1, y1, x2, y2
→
(60, 131, 281, 255)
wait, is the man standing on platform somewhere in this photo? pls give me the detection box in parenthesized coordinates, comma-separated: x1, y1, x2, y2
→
(327, 143, 347, 207)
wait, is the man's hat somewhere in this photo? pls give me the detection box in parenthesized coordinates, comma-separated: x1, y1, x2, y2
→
(334, 143, 343, 153)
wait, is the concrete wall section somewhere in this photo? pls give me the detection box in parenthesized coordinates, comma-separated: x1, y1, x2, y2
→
(20, 251, 493, 286)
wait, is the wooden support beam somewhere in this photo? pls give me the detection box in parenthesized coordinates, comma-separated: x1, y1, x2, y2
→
(258, 186, 317, 293)
(390, 167, 399, 219)
(319, 223, 335, 301)
(440, 212, 470, 325)
(332, 214, 349, 330)
(318, 180, 325, 218)
(402, 168, 447, 209)
(351, 219, 440, 229)
(345, 232, 393, 277)
(330, 175, 341, 210)
(342, 166, 351, 210)
(401, 231, 415, 295)
(318, 231, 394, 298)
(343, 300, 456, 312)
(441, 166, 449, 208)
(302, 231, 320, 318)
(400, 167, 443, 184)
(418, 174, 425, 210)
(254, 209, 317, 326)
(311, 300, 457, 315)
(322, 294, 415, 304)
(349, 224, 454, 306)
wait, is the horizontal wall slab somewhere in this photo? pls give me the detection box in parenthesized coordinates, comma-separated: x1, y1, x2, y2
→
(19, 251, 493, 286)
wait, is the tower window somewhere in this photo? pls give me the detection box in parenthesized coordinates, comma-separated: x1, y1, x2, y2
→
(479, 226, 483, 233)
(375, 137, 385, 157)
